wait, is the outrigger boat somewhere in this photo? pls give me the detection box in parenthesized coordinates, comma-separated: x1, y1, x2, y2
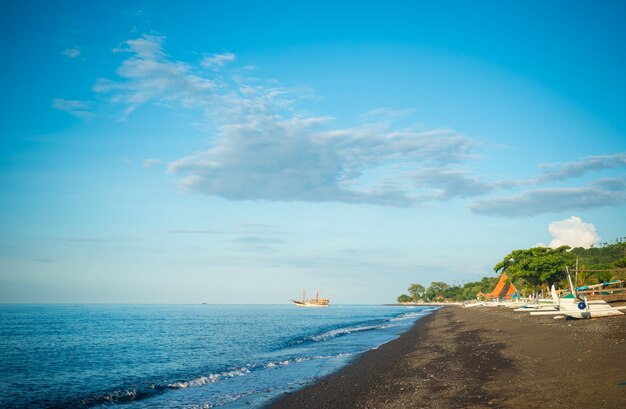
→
(576, 279, 626, 302)
(527, 274, 626, 319)
(291, 290, 330, 307)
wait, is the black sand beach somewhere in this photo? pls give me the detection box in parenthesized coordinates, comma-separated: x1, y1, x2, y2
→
(267, 306, 626, 409)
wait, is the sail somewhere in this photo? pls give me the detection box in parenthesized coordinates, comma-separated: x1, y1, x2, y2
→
(487, 273, 518, 300)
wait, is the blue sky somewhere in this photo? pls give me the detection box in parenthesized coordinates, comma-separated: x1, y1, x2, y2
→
(1, 1, 625, 303)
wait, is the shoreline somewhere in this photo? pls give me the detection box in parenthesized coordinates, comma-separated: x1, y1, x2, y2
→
(266, 306, 626, 408)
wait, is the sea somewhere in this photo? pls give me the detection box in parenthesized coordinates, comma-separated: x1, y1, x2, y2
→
(0, 304, 436, 408)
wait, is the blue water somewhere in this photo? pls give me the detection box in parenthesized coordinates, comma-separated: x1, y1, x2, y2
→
(0, 304, 435, 408)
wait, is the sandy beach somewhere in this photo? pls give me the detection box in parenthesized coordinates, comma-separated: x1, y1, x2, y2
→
(267, 306, 626, 409)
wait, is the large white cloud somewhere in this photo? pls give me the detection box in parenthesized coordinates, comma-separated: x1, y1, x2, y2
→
(167, 116, 475, 205)
(93, 34, 479, 206)
(67, 33, 626, 213)
(545, 216, 600, 249)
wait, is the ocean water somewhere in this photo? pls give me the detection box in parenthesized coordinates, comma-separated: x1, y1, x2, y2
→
(0, 304, 435, 408)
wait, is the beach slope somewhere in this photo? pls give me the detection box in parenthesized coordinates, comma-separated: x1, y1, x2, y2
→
(267, 306, 625, 408)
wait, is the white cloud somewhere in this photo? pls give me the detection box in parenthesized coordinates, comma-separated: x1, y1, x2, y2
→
(93, 34, 477, 206)
(167, 117, 475, 205)
(468, 177, 626, 216)
(63, 48, 81, 58)
(52, 99, 92, 118)
(94, 34, 214, 115)
(201, 52, 236, 68)
(412, 167, 495, 199)
(142, 158, 162, 168)
(545, 216, 600, 249)
(86, 34, 626, 212)
(537, 153, 626, 182)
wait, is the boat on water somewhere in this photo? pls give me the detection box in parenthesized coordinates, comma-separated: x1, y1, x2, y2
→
(291, 290, 330, 307)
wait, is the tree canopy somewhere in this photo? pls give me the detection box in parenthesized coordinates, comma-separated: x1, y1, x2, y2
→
(424, 282, 449, 300)
(396, 238, 626, 303)
(493, 246, 575, 290)
(396, 277, 500, 302)
(571, 239, 626, 270)
(407, 284, 425, 301)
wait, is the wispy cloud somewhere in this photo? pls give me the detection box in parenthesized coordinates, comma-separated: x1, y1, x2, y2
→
(142, 158, 162, 168)
(80, 34, 626, 215)
(91, 35, 477, 206)
(52, 99, 92, 118)
(58, 235, 142, 242)
(62, 48, 81, 58)
(167, 225, 286, 236)
(201, 52, 236, 68)
(167, 229, 227, 234)
(536, 153, 626, 183)
(94, 34, 214, 115)
(412, 167, 496, 200)
(468, 177, 626, 217)
(59, 236, 106, 242)
(233, 236, 285, 252)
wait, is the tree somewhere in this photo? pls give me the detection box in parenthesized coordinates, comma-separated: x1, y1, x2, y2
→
(494, 246, 575, 290)
(397, 294, 412, 303)
(407, 284, 425, 301)
(424, 281, 450, 301)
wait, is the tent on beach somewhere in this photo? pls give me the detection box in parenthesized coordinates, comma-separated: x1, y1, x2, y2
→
(486, 273, 518, 300)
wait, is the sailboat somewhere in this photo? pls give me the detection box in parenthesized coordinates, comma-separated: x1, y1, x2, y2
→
(291, 290, 330, 307)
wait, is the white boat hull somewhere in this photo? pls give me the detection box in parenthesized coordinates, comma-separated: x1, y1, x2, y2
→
(293, 303, 329, 307)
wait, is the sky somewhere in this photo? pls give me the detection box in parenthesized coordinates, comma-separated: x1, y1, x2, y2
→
(1, 0, 625, 303)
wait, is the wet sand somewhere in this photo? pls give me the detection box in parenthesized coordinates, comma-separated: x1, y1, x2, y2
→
(267, 306, 626, 408)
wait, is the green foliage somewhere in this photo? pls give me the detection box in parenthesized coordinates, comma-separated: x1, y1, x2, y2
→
(407, 283, 425, 301)
(494, 246, 576, 290)
(396, 276, 501, 302)
(424, 281, 449, 300)
(394, 238, 626, 302)
(571, 239, 626, 270)
(456, 276, 499, 300)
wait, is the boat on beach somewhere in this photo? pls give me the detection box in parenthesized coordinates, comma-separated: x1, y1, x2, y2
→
(575, 279, 626, 302)
(291, 290, 330, 307)
(525, 274, 626, 319)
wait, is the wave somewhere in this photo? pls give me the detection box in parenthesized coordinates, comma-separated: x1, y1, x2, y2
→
(80, 385, 164, 407)
(85, 352, 351, 406)
(168, 367, 250, 389)
(306, 323, 393, 342)
(390, 311, 427, 321)
(293, 309, 430, 345)
(77, 308, 433, 407)
(263, 353, 352, 369)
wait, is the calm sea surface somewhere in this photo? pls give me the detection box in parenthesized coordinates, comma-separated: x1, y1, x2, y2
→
(0, 304, 435, 408)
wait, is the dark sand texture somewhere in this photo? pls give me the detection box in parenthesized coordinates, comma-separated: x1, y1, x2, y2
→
(267, 306, 626, 409)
